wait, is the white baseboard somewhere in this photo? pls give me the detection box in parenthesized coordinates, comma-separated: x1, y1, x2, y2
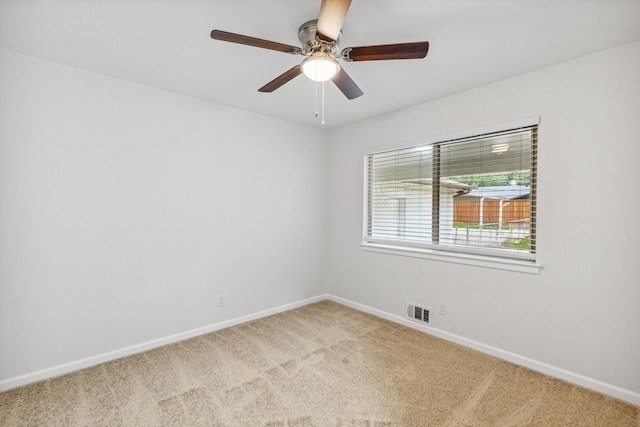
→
(0, 294, 328, 393)
(327, 294, 640, 406)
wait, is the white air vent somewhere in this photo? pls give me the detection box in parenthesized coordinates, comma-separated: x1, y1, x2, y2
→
(407, 301, 431, 326)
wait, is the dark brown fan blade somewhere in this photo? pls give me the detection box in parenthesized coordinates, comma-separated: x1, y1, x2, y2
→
(316, 0, 352, 42)
(211, 30, 301, 54)
(342, 42, 429, 61)
(331, 68, 363, 100)
(258, 65, 303, 93)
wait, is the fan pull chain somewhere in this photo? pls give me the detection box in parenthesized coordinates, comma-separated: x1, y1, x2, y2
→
(321, 81, 326, 126)
(313, 81, 327, 126)
(315, 81, 319, 118)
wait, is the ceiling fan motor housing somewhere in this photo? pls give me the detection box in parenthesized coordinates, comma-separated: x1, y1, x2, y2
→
(298, 20, 341, 56)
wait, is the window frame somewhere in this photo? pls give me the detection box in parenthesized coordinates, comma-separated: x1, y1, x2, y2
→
(361, 117, 542, 274)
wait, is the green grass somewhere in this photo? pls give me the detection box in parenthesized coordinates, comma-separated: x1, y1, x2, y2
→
(504, 236, 530, 250)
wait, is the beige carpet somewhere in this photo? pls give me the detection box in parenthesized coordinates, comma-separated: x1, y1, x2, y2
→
(0, 300, 638, 426)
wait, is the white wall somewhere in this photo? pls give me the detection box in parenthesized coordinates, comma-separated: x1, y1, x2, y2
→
(326, 41, 640, 398)
(0, 49, 326, 384)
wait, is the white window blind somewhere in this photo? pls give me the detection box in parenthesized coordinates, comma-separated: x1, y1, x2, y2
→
(365, 125, 538, 261)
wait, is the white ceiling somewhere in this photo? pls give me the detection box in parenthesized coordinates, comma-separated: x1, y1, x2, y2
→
(1, 0, 640, 129)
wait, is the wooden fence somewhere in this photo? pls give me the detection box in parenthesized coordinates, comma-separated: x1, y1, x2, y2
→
(453, 200, 530, 227)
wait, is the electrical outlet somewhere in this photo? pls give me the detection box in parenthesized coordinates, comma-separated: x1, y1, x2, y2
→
(438, 301, 446, 315)
(218, 295, 225, 307)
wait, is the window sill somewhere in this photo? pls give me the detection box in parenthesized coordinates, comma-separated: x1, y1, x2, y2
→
(360, 242, 542, 274)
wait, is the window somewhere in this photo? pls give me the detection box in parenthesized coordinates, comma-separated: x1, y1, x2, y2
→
(364, 122, 538, 264)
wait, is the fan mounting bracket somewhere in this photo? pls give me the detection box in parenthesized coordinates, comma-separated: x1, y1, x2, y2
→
(341, 47, 353, 62)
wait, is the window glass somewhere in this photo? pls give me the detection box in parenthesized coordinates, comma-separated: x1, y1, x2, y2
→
(365, 125, 537, 261)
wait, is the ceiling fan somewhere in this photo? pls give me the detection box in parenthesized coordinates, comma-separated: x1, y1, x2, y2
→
(210, 0, 429, 100)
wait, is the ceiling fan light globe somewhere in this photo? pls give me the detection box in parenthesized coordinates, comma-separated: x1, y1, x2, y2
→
(301, 56, 340, 82)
